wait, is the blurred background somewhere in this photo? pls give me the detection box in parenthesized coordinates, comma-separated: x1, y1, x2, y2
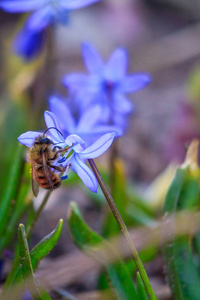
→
(1, 0, 200, 299)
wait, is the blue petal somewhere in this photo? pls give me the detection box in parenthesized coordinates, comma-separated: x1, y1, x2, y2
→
(113, 112, 129, 129)
(18, 131, 40, 147)
(62, 73, 89, 89)
(77, 125, 123, 145)
(76, 105, 102, 132)
(65, 134, 85, 152)
(0, 0, 42, 12)
(59, 0, 100, 9)
(79, 132, 116, 159)
(44, 111, 65, 143)
(84, 125, 123, 137)
(104, 48, 127, 81)
(113, 93, 133, 114)
(26, 6, 54, 31)
(120, 74, 151, 93)
(81, 42, 103, 74)
(12, 27, 45, 60)
(71, 154, 98, 192)
(62, 73, 99, 92)
(49, 95, 75, 133)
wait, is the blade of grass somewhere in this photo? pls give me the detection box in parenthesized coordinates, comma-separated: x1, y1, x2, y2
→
(18, 224, 51, 300)
(67, 201, 138, 300)
(0, 144, 24, 237)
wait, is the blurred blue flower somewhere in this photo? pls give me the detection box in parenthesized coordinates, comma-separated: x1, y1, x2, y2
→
(0, 0, 100, 60)
(49, 95, 123, 142)
(12, 26, 45, 60)
(18, 111, 115, 192)
(0, 0, 100, 27)
(63, 42, 151, 127)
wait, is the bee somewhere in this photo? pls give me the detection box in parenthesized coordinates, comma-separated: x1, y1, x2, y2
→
(27, 128, 70, 197)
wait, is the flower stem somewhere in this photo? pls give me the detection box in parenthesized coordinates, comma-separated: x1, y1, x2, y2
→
(88, 159, 157, 300)
(26, 190, 52, 239)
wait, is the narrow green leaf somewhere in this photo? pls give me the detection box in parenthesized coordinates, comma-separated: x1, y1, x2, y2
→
(178, 173, 200, 209)
(0, 182, 32, 255)
(18, 224, 43, 300)
(3, 219, 63, 296)
(3, 202, 35, 296)
(164, 237, 200, 300)
(163, 167, 188, 213)
(163, 141, 200, 299)
(0, 144, 24, 237)
(30, 219, 63, 270)
(0, 205, 26, 255)
(137, 272, 149, 300)
(67, 202, 138, 300)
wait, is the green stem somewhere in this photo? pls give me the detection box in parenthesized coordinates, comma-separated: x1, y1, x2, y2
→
(88, 159, 157, 300)
(26, 190, 52, 239)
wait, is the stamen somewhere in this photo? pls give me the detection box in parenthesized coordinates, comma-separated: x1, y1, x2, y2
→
(58, 157, 66, 163)
(60, 175, 68, 181)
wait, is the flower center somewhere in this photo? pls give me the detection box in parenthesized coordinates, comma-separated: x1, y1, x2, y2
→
(104, 80, 114, 93)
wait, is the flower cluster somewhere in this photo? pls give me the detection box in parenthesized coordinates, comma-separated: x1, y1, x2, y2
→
(17, 41, 150, 193)
(18, 111, 116, 192)
(63, 43, 150, 129)
(49, 95, 122, 144)
(0, 0, 100, 59)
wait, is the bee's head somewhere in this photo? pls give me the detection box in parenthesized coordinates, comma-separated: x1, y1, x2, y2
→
(35, 136, 53, 145)
(34, 127, 63, 145)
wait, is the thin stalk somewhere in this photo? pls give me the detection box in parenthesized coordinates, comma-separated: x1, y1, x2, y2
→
(26, 190, 52, 239)
(88, 159, 157, 300)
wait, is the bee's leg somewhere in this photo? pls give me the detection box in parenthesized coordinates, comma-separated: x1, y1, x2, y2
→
(48, 164, 67, 172)
(52, 146, 62, 152)
(56, 144, 74, 155)
(49, 146, 64, 161)
(49, 144, 73, 161)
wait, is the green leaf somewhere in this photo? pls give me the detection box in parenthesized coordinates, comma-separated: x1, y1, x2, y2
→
(67, 202, 138, 300)
(137, 272, 149, 300)
(18, 224, 51, 300)
(0, 144, 24, 238)
(30, 219, 63, 270)
(163, 167, 188, 213)
(0, 101, 28, 199)
(3, 203, 35, 290)
(163, 141, 200, 299)
(166, 143, 200, 212)
(2, 220, 62, 300)
(6, 219, 63, 288)
(164, 237, 200, 300)
(0, 181, 31, 254)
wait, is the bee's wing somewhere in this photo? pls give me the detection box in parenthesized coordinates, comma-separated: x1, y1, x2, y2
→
(31, 167, 39, 197)
(42, 151, 54, 190)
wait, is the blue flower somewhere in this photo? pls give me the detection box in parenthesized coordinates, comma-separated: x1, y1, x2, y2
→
(18, 111, 115, 192)
(49, 95, 123, 142)
(63, 42, 151, 127)
(12, 26, 45, 60)
(0, 0, 100, 27)
(0, 0, 100, 59)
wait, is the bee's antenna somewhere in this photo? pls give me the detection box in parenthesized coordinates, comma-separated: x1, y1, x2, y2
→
(43, 127, 64, 138)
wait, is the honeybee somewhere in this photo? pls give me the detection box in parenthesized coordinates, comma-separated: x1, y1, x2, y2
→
(27, 128, 69, 197)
